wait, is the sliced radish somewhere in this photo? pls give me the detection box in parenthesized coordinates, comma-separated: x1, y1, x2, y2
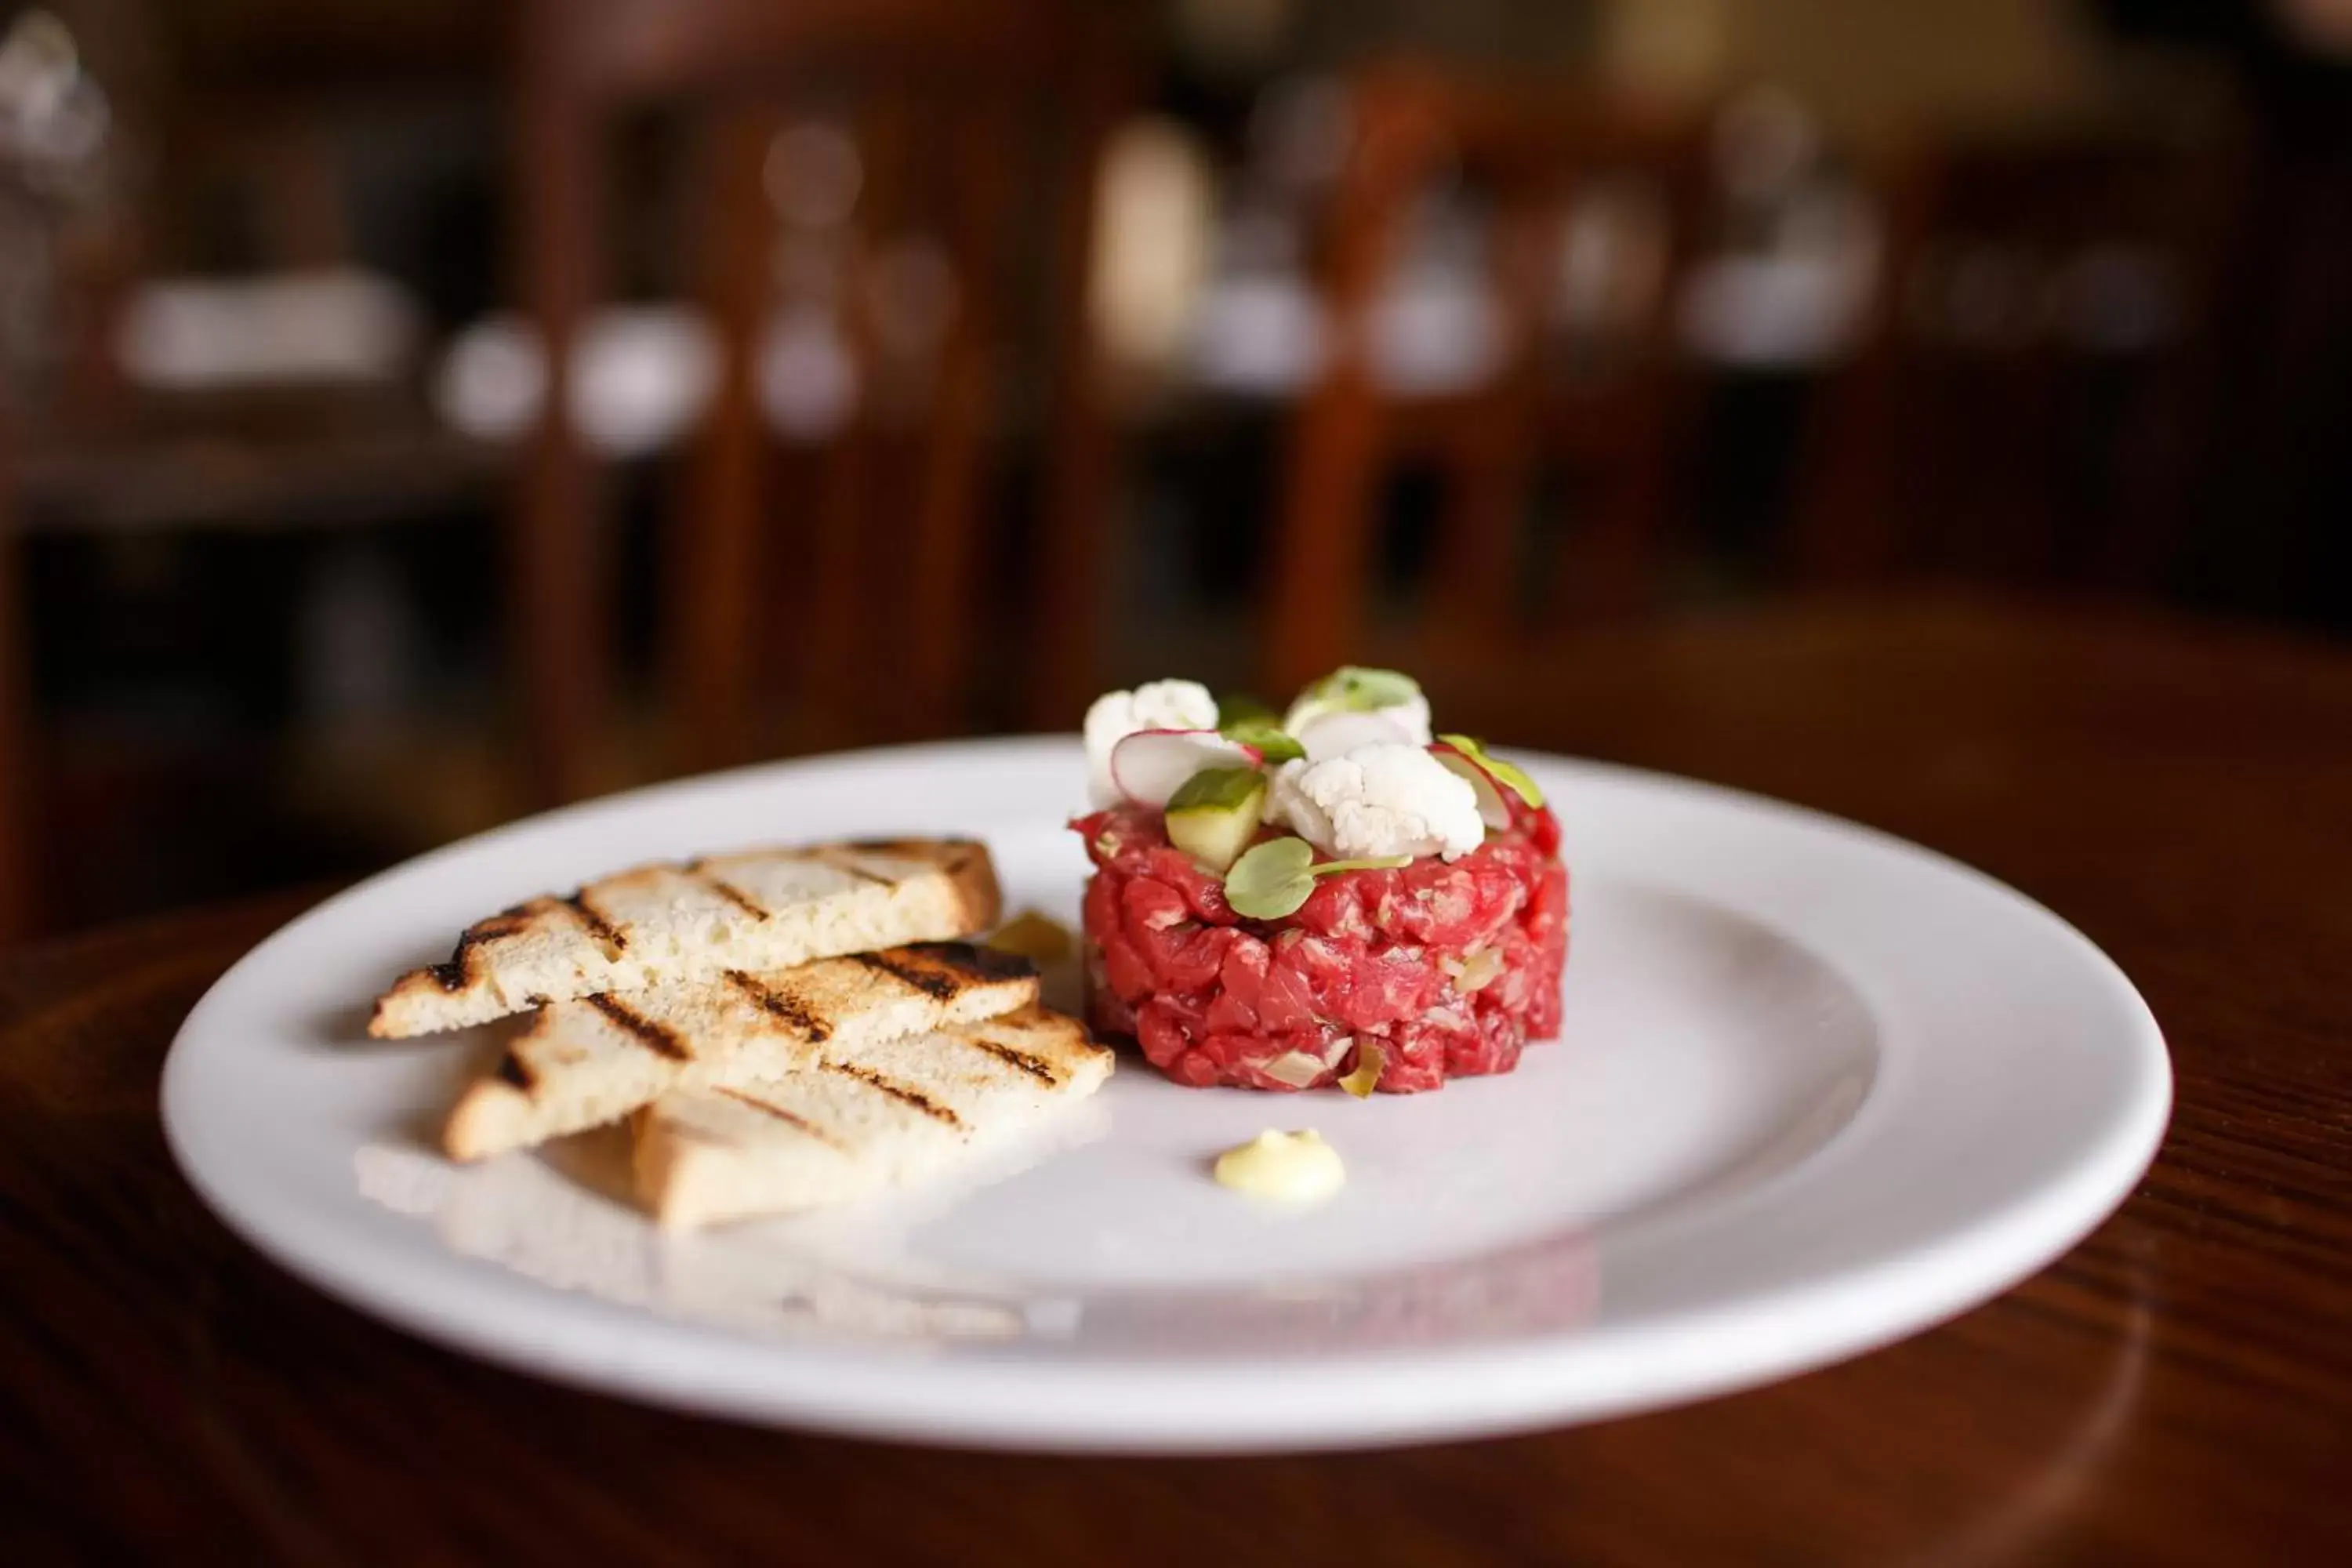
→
(1109, 728, 1262, 808)
(1432, 743, 1513, 829)
(1290, 708, 1421, 760)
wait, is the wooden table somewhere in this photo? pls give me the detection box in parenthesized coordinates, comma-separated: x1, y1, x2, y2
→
(5, 599, 2347, 1563)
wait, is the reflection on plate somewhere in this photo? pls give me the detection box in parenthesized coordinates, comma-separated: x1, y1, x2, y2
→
(353, 1136, 1071, 1346)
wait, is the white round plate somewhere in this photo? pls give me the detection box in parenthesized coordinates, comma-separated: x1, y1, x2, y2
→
(163, 739, 2169, 1453)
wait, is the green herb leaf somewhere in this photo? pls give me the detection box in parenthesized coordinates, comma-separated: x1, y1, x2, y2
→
(1308, 855, 1414, 874)
(1224, 837, 1317, 918)
(1437, 733, 1544, 808)
(1223, 840, 1414, 919)
(1299, 666, 1422, 714)
(1167, 765, 1266, 813)
(1219, 719, 1305, 764)
(1217, 692, 1279, 729)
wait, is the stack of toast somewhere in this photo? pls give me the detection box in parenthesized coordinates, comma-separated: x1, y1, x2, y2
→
(370, 838, 1113, 1228)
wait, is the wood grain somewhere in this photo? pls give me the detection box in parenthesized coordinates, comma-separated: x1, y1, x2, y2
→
(4, 600, 2349, 1564)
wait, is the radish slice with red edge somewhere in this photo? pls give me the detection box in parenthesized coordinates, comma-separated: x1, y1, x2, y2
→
(1109, 729, 1262, 808)
(1290, 708, 1423, 760)
(1432, 742, 1513, 829)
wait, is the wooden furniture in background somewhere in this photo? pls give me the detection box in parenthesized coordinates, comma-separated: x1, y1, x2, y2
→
(514, 0, 1126, 800)
(0, 401, 27, 944)
(7, 599, 2352, 1560)
(0, 2, 506, 940)
(1265, 67, 1709, 695)
(1792, 133, 2220, 590)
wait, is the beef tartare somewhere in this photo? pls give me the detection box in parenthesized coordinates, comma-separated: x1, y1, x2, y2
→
(1073, 670, 1567, 1094)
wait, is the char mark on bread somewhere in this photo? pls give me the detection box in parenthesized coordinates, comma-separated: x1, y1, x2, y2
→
(822, 1062, 965, 1127)
(586, 993, 690, 1059)
(848, 942, 1032, 1002)
(813, 846, 896, 885)
(561, 890, 627, 955)
(848, 949, 961, 1000)
(724, 969, 831, 1040)
(715, 1088, 846, 1149)
(964, 1034, 1062, 1086)
(902, 940, 1036, 985)
(684, 859, 772, 919)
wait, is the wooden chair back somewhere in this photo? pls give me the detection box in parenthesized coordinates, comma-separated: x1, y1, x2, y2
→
(0, 399, 26, 943)
(1792, 133, 2218, 590)
(513, 0, 1123, 800)
(1264, 66, 1709, 695)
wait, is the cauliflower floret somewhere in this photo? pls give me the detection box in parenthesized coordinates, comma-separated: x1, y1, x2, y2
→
(1083, 679, 1218, 806)
(1270, 742, 1484, 861)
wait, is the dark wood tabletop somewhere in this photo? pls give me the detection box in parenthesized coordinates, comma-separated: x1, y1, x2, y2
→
(5, 598, 2348, 1566)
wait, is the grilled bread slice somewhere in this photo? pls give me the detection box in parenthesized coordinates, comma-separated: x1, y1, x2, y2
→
(443, 942, 1037, 1161)
(372, 837, 1000, 1038)
(633, 1005, 1114, 1229)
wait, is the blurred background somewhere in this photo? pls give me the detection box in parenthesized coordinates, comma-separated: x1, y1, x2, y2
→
(0, 0, 2347, 942)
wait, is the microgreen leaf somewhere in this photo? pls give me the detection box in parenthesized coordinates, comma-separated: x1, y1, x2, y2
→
(1217, 692, 1279, 729)
(1219, 718, 1305, 764)
(1299, 666, 1422, 714)
(1167, 764, 1266, 813)
(1223, 840, 1413, 919)
(1223, 837, 1316, 918)
(1437, 733, 1543, 808)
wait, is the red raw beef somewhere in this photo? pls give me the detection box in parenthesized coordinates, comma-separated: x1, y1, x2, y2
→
(1073, 785, 1567, 1093)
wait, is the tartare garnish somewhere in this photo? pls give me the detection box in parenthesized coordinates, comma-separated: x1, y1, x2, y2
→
(1216, 691, 1280, 728)
(1109, 728, 1260, 807)
(1223, 837, 1412, 920)
(1290, 665, 1421, 716)
(1073, 664, 1566, 1096)
(1164, 765, 1268, 872)
(1083, 680, 1219, 806)
(1218, 716, 1305, 764)
(1438, 733, 1544, 809)
(1212, 1129, 1345, 1203)
(1285, 666, 1432, 759)
(1270, 742, 1484, 862)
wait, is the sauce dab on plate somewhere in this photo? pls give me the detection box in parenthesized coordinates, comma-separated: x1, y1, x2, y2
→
(1212, 1129, 1345, 1204)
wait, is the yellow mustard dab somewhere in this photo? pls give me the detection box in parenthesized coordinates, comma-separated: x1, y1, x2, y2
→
(1213, 1129, 1345, 1204)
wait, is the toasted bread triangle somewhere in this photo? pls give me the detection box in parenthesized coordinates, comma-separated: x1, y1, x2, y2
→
(372, 837, 1000, 1037)
(633, 1005, 1114, 1228)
